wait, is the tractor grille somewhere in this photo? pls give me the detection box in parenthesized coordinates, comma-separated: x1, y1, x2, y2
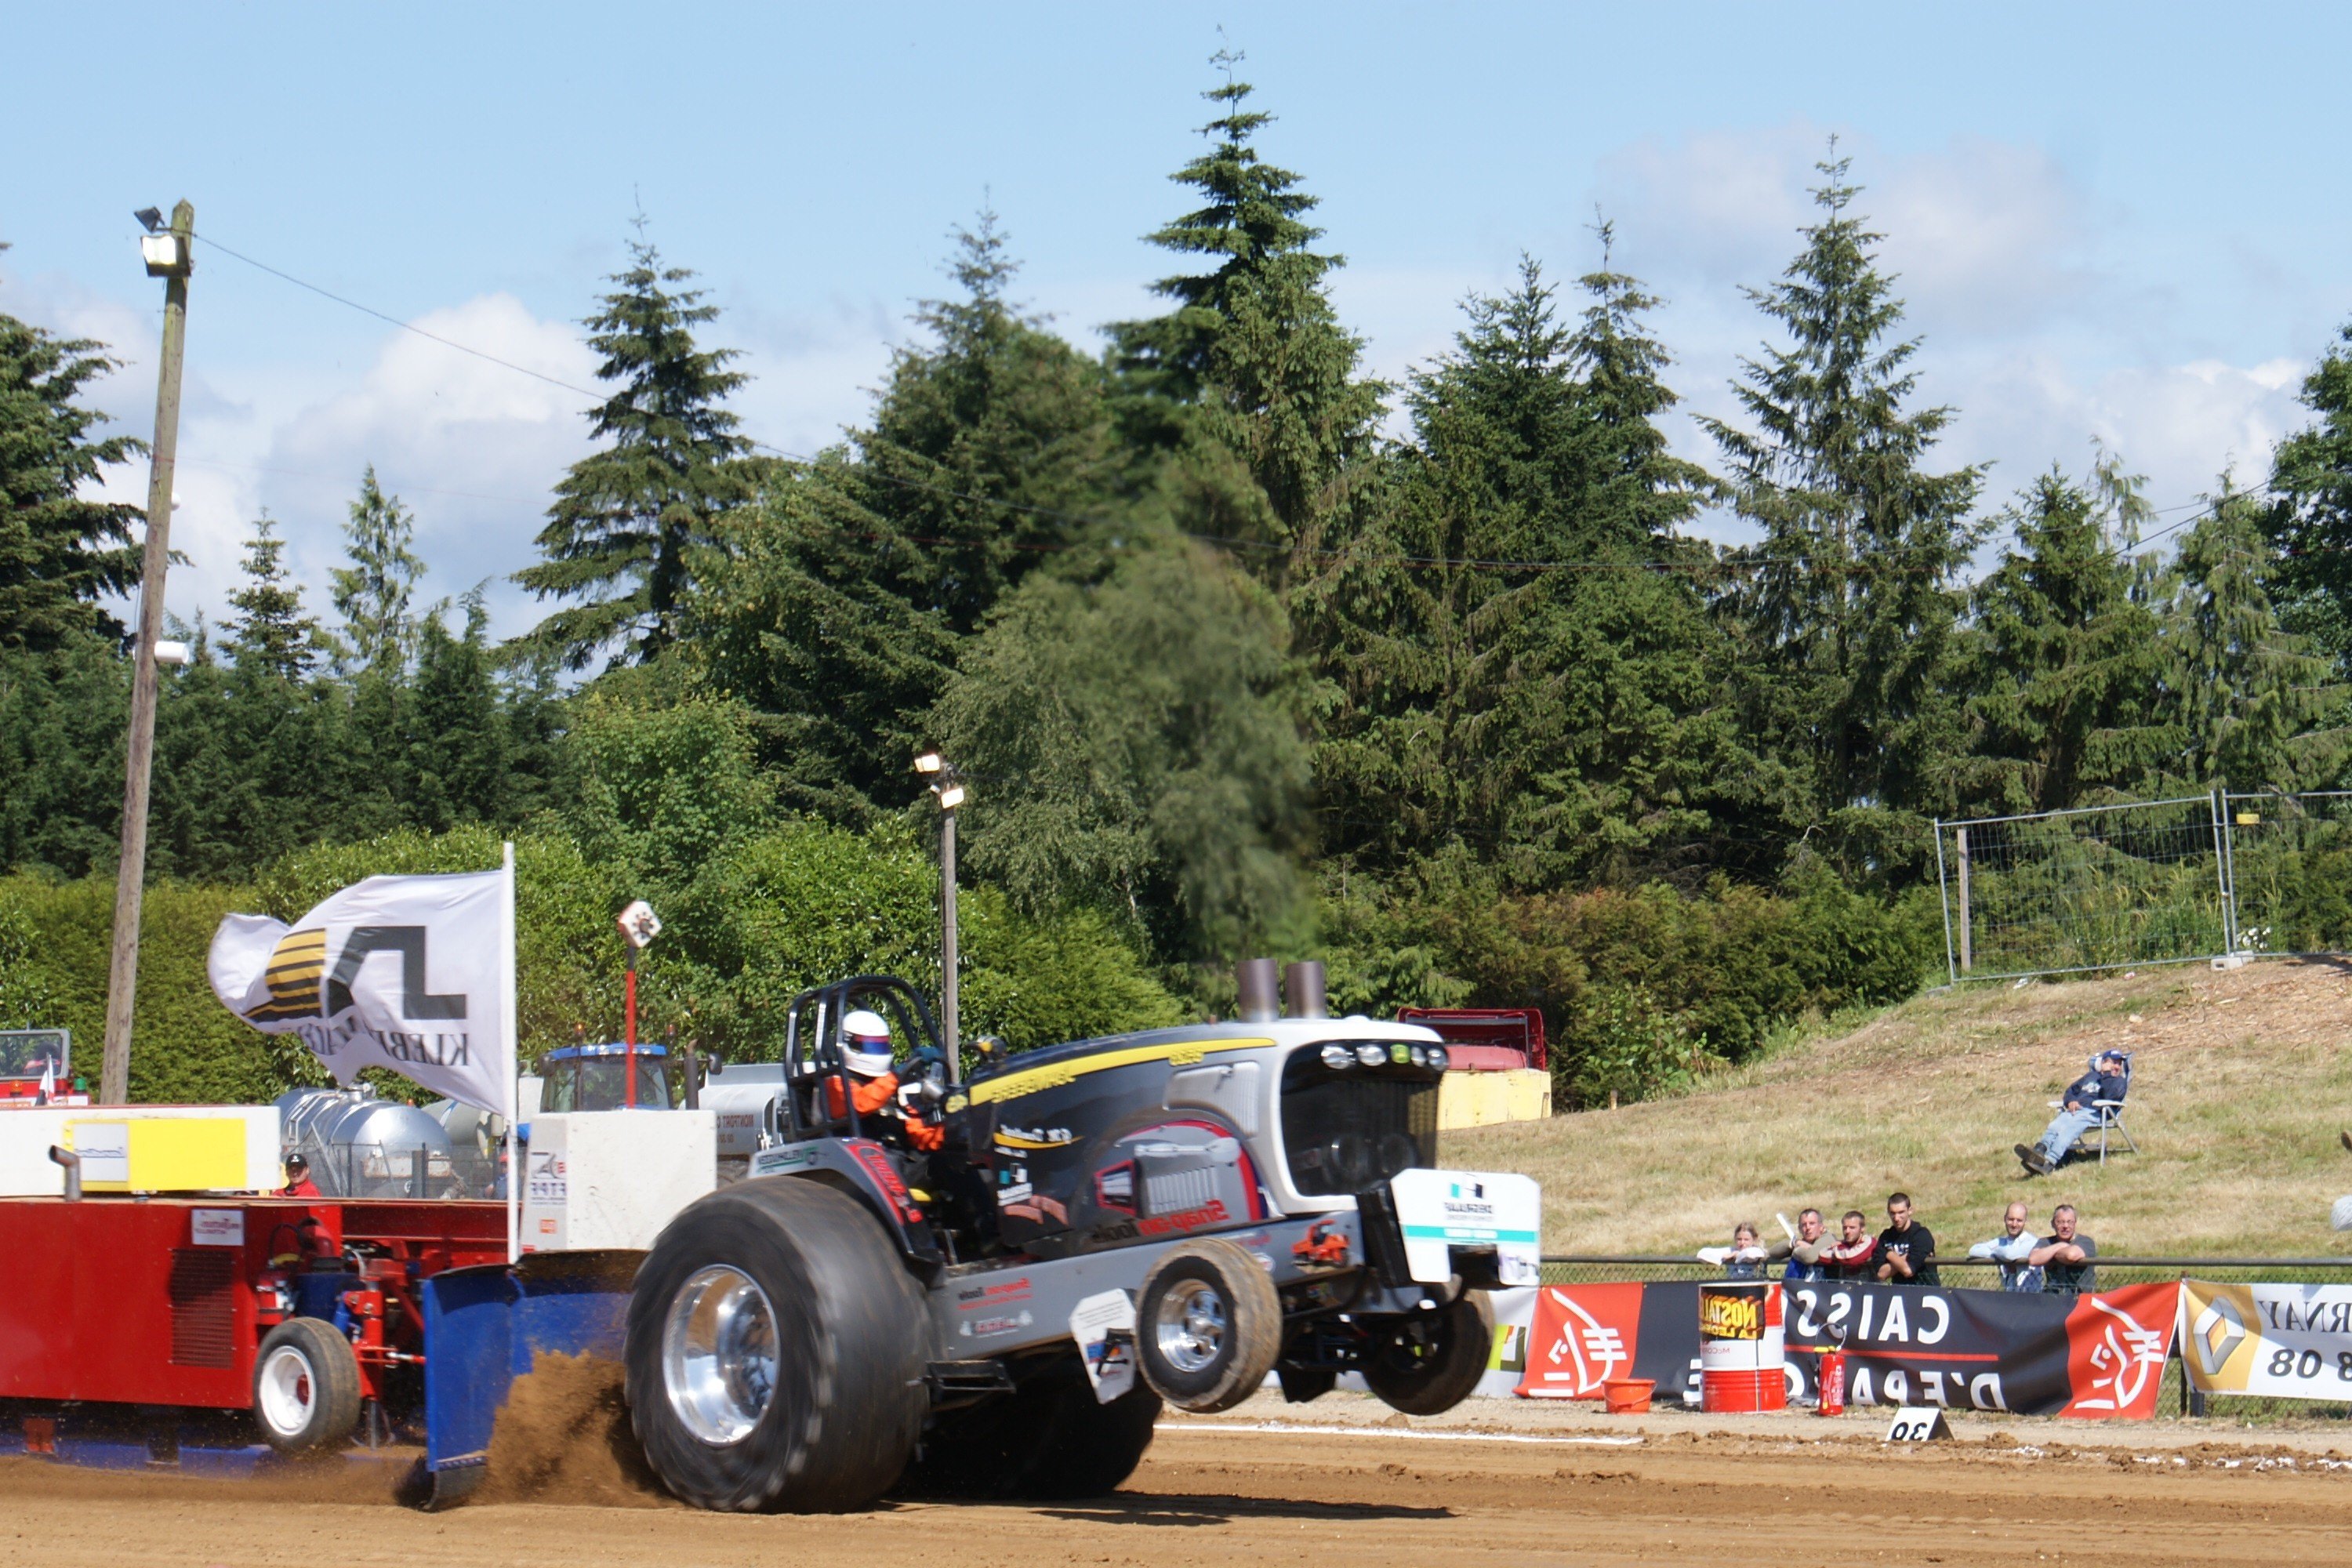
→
(168, 1248, 238, 1368)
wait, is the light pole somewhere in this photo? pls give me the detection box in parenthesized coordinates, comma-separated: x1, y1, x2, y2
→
(100, 201, 194, 1107)
(914, 751, 967, 1065)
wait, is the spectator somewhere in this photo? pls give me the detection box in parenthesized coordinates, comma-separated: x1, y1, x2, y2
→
(2016, 1051, 2126, 1176)
(2028, 1204, 2097, 1294)
(1819, 1210, 1880, 1281)
(1875, 1192, 1940, 1287)
(1966, 1200, 2044, 1293)
(1771, 1208, 1830, 1282)
(1698, 1222, 1769, 1279)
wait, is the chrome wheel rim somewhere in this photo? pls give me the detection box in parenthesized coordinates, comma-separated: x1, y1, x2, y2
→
(1154, 1279, 1229, 1374)
(662, 1265, 779, 1445)
(256, 1344, 315, 1437)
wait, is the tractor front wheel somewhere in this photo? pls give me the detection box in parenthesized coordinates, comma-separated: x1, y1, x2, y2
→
(252, 1317, 363, 1457)
(1134, 1238, 1282, 1414)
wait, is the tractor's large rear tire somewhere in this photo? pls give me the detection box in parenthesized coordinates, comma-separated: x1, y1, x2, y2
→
(1362, 1290, 1493, 1417)
(902, 1356, 1160, 1501)
(625, 1177, 927, 1512)
(1134, 1238, 1282, 1414)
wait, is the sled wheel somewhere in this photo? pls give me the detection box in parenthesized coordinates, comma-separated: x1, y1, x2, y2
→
(252, 1317, 363, 1457)
(626, 1176, 927, 1512)
(1362, 1290, 1493, 1417)
(1134, 1238, 1281, 1414)
(903, 1356, 1160, 1501)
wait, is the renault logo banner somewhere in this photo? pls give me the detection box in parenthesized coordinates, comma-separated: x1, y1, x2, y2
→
(208, 868, 515, 1116)
(2181, 1280, 2352, 1401)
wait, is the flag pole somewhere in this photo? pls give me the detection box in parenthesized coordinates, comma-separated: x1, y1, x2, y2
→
(502, 840, 520, 1265)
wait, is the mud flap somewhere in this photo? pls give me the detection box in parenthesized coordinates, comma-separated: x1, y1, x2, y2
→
(415, 1251, 640, 1509)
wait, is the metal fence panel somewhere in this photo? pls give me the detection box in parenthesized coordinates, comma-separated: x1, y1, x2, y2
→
(2221, 790, 2352, 958)
(1934, 797, 2229, 983)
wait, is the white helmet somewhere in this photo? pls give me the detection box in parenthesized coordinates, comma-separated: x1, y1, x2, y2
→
(841, 1009, 893, 1076)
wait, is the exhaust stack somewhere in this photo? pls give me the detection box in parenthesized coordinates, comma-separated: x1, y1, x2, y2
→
(48, 1145, 80, 1202)
(1283, 960, 1328, 1019)
(1235, 958, 1280, 1023)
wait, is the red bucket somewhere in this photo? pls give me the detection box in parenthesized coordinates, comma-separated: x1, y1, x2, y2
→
(1602, 1378, 1654, 1414)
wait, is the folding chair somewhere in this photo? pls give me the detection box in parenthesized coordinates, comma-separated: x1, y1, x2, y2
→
(2064, 1050, 2135, 1165)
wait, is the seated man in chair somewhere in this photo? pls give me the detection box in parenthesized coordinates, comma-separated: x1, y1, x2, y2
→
(2016, 1051, 2126, 1176)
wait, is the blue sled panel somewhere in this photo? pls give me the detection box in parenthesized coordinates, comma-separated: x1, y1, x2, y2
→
(419, 1250, 637, 1509)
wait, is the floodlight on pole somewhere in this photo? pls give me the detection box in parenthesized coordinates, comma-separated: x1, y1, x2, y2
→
(615, 899, 661, 1107)
(915, 750, 967, 1058)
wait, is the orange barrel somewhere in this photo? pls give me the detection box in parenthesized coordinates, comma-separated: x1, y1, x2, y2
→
(1697, 1279, 1787, 1413)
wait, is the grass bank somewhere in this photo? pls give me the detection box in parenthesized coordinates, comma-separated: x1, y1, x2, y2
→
(1450, 957, 2352, 1259)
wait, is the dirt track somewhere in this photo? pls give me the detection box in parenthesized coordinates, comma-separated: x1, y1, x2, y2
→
(5, 1399, 2350, 1568)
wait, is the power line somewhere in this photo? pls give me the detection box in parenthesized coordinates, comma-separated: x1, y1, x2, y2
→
(185, 226, 2284, 583)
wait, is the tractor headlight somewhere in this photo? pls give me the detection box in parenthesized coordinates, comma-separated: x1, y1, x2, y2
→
(1355, 1044, 1386, 1067)
(1427, 1045, 1450, 1072)
(1319, 1044, 1355, 1071)
(1406, 1044, 1428, 1067)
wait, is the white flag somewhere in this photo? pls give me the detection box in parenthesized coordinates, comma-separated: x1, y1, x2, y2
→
(208, 869, 515, 1116)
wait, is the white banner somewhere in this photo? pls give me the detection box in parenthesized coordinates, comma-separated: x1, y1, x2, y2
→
(209, 868, 516, 1117)
(2181, 1280, 2352, 1400)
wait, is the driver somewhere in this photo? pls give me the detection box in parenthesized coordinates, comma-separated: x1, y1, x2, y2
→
(826, 1010, 944, 1152)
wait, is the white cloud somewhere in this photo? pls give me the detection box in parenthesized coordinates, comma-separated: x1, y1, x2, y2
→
(1582, 122, 2312, 543)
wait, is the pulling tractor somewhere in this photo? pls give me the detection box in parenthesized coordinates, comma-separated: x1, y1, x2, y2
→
(620, 967, 1540, 1509)
(0, 964, 1540, 1511)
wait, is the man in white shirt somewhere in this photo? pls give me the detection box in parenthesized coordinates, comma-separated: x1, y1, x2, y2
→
(1966, 1200, 2043, 1292)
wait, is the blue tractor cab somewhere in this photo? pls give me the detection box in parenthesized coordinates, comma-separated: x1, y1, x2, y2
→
(538, 1042, 673, 1113)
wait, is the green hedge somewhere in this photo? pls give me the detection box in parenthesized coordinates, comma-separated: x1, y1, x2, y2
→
(0, 819, 1184, 1106)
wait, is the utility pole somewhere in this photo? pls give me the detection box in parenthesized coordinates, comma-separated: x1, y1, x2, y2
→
(101, 200, 194, 1107)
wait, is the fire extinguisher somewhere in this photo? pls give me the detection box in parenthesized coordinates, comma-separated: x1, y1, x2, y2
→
(1818, 1345, 1848, 1417)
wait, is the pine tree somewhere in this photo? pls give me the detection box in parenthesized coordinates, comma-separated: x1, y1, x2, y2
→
(1312, 252, 1734, 884)
(1109, 53, 1385, 573)
(208, 517, 335, 873)
(1704, 153, 1983, 826)
(692, 216, 1112, 820)
(223, 516, 321, 681)
(2169, 481, 2344, 790)
(1959, 457, 2175, 813)
(406, 591, 508, 831)
(2267, 320, 2352, 667)
(0, 274, 147, 649)
(330, 466, 424, 676)
(517, 232, 756, 670)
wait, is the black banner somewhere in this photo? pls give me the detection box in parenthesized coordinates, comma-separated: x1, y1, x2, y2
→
(1521, 1279, 2176, 1417)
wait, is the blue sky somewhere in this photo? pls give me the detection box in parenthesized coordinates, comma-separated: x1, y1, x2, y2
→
(7, 2, 2350, 640)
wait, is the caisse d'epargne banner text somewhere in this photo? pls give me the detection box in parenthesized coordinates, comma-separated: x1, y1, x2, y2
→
(2182, 1280, 2352, 1400)
(1516, 1279, 2180, 1417)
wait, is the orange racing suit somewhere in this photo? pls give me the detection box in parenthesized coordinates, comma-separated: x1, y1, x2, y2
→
(825, 1070, 944, 1151)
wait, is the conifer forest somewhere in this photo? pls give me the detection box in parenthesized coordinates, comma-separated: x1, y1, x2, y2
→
(6, 67, 2352, 1106)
